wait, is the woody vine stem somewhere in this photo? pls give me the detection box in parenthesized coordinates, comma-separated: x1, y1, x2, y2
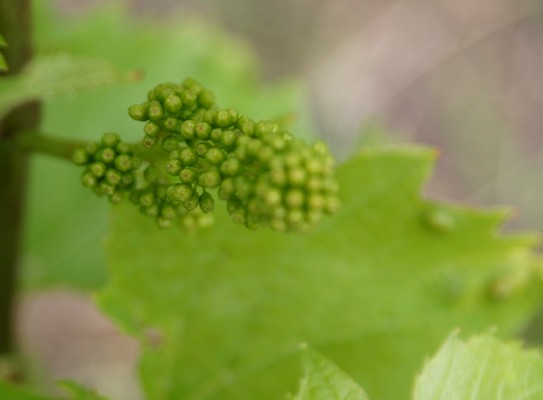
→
(0, 0, 38, 360)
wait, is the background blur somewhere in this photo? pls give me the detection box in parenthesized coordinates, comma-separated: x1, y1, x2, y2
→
(17, 0, 543, 399)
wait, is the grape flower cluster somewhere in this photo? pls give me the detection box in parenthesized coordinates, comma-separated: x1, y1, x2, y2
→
(74, 78, 339, 232)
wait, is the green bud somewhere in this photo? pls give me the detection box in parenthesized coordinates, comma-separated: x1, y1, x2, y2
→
(199, 168, 222, 188)
(195, 122, 211, 140)
(72, 148, 89, 166)
(162, 117, 178, 131)
(184, 191, 200, 211)
(164, 94, 182, 113)
(234, 176, 252, 200)
(255, 120, 277, 137)
(227, 198, 246, 225)
(157, 217, 172, 229)
(142, 204, 159, 217)
(114, 154, 133, 172)
(220, 157, 241, 176)
(166, 159, 182, 176)
(257, 146, 274, 163)
(99, 181, 115, 196)
(167, 183, 193, 203)
(144, 165, 160, 182)
(161, 204, 177, 220)
(270, 218, 287, 232)
(162, 135, 179, 152)
(220, 130, 237, 149)
(140, 190, 155, 207)
(85, 142, 99, 156)
(218, 178, 235, 200)
(142, 135, 158, 149)
(148, 101, 165, 121)
(238, 116, 255, 136)
(120, 172, 135, 188)
(214, 109, 234, 128)
(182, 90, 198, 107)
(144, 121, 160, 137)
(116, 142, 132, 154)
(288, 167, 307, 186)
(96, 148, 116, 164)
(199, 191, 215, 213)
(180, 148, 197, 166)
(324, 196, 340, 214)
(210, 128, 223, 143)
(101, 132, 121, 148)
(308, 194, 325, 211)
(286, 189, 304, 208)
(179, 167, 197, 183)
(181, 120, 196, 139)
(169, 149, 181, 160)
(81, 172, 97, 188)
(109, 191, 124, 204)
(247, 139, 262, 156)
(196, 142, 211, 157)
(270, 168, 287, 186)
(105, 168, 122, 185)
(90, 162, 107, 178)
(128, 103, 148, 121)
(198, 90, 215, 108)
(263, 188, 281, 207)
(205, 148, 225, 165)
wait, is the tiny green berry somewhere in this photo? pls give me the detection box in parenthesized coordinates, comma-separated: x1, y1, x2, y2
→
(72, 148, 89, 166)
(128, 103, 148, 121)
(164, 94, 182, 113)
(238, 116, 255, 136)
(286, 189, 304, 208)
(85, 142, 99, 155)
(101, 132, 121, 148)
(157, 217, 172, 229)
(161, 205, 177, 220)
(195, 142, 211, 157)
(255, 120, 277, 137)
(114, 154, 134, 172)
(121, 172, 135, 187)
(209, 128, 223, 143)
(142, 204, 159, 217)
(199, 191, 215, 213)
(288, 167, 307, 186)
(218, 178, 235, 200)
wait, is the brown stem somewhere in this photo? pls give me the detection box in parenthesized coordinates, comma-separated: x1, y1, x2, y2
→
(0, 0, 40, 357)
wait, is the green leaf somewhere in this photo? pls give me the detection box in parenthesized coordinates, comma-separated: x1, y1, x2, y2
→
(0, 53, 139, 119)
(58, 381, 110, 400)
(0, 381, 52, 400)
(293, 348, 370, 400)
(98, 145, 543, 400)
(414, 331, 543, 400)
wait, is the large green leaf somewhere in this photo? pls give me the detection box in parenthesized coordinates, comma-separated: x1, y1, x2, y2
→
(0, 54, 139, 119)
(98, 145, 543, 400)
(293, 348, 369, 400)
(23, 0, 313, 289)
(414, 331, 543, 399)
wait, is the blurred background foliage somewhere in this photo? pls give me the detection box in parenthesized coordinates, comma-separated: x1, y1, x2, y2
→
(15, 0, 543, 399)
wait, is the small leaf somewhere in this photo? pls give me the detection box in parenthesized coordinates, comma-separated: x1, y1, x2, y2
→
(0, 53, 141, 118)
(414, 331, 543, 400)
(293, 348, 370, 400)
(0, 33, 7, 71)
